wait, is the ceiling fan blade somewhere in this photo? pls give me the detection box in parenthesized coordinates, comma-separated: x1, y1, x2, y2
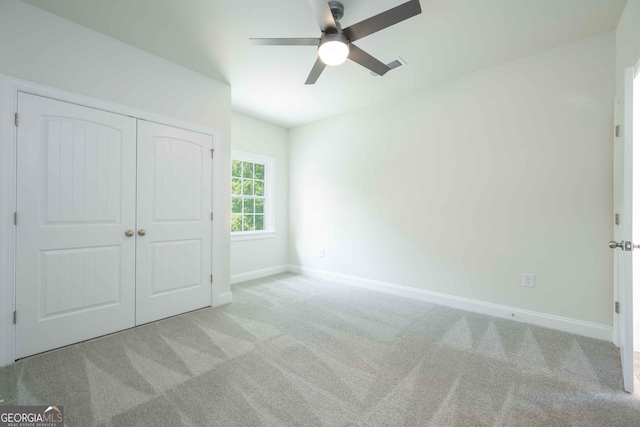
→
(348, 44, 390, 76)
(250, 38, 320, 46)
(305, 57, 327, 85)
(307, 0, 337, 32)
(342, 0, 422, 42)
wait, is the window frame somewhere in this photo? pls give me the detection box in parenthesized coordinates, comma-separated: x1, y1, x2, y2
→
(230, 149, 275, 241)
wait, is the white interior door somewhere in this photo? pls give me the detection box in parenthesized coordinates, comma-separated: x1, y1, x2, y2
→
(15, 93, 137, 359)
(135, 120, 212, 325)
(615, 67, 635, 393)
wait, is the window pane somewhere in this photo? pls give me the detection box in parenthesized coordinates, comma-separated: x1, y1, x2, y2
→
(255, 199, 264, 214)
(254, 180, 264, 196)
(243, 214, 254, 231)
(242, 179, 254, 195)
(232, 198, 242, 213)
(232, 178, 242, 195)
(255, 163, 265, 180)
(255, 214, 264, 231)
(230, 154, 273, 234)
(231, 214, 242, 232)
(243, 198, 254, 213)
(243, 161, 254, 179)
(232, 160, 242, 177)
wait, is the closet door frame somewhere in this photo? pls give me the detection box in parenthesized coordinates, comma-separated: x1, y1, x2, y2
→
(0, 75, 223, 367)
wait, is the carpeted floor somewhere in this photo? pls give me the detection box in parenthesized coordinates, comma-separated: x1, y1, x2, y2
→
(1, 272, 640, 426)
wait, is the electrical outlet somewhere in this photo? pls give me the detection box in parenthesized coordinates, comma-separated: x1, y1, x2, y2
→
(522, 273, 535, 288)
(319, 249, 325, 258)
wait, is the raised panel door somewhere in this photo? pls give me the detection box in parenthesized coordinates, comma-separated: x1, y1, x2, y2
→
(15, 93, 137, 358)
(135, 120, 212, 325)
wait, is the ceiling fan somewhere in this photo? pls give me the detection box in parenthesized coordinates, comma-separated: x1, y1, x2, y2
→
(250, 0, 422, 85)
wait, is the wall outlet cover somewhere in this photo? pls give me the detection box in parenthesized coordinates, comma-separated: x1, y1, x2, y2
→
(522, 273, 535, 288)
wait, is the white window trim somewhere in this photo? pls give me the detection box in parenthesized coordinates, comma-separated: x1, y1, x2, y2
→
(231, 149, 275, 241)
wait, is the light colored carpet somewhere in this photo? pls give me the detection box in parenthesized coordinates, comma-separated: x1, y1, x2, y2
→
(1, 272, 639, 426)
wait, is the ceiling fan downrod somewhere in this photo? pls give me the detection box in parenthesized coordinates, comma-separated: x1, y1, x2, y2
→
(328, 1, 345, 25)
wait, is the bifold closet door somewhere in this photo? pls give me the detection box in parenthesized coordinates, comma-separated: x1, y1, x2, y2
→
(15, 93, 137, 359)
(135, 120, 212, 325)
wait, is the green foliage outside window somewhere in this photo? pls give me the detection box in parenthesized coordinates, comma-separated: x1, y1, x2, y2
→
(231, 178, 242, 195)
(232, 160, 242, 177)
(231, 159, 267, 232)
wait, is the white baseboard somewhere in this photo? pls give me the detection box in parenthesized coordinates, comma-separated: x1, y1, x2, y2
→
(231, 264, 289, 285)
(288, 265, 613, 342)
(214, 291, 233, 307)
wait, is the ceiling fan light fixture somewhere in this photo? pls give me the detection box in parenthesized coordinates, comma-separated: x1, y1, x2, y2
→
(250, 0, 422, 84)
(318, 33, 349, 66)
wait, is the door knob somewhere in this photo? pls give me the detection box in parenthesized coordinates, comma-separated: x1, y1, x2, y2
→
(125, 229, 134, 237)
(609, 240, 640, 250)
(138, 229, 146, 236)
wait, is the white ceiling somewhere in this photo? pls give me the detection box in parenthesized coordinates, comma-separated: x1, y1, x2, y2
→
(24, 0, 626, 128)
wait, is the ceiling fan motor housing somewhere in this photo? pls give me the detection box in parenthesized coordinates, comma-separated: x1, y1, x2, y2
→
(320, 32, 348, 46)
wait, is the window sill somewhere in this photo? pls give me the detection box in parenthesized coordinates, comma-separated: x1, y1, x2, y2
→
(231, 231, 275, 242)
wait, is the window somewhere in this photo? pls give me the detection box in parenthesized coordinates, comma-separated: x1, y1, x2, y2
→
(231, 150, 275, 240)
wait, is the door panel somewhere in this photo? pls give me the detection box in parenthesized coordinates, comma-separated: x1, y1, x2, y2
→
(620, 67, 635, 393)
(40, 245, 121, 316)
(136, 120, 212, 325)
(15, 93, 137, 359)
(150, 240, 202, 295)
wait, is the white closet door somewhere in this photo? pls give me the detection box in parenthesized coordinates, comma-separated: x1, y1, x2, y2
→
(15, 93, 137, 359)
(135, 120, 212, 325)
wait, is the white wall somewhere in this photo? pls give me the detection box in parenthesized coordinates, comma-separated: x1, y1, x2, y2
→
(289, 32, 615, 327)
(0, 0, 232, 291)
(230, 112, 289, 281)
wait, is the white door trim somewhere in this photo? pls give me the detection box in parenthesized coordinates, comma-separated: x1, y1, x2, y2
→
(0, 75, 222, 367)
(613, 95, 622, 348)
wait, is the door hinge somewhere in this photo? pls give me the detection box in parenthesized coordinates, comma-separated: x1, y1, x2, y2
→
(13, 311, 16, 324)
(13, 212, 17, 226)
(615, 125, 620, 137)
(211, 149, 214, 159)
(210, 274, 213, 283)
(14, 112, 18, 127)
(211, 212, 213, 221)
(615, 301, 620, 314)
(615, 213, 620, 225)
